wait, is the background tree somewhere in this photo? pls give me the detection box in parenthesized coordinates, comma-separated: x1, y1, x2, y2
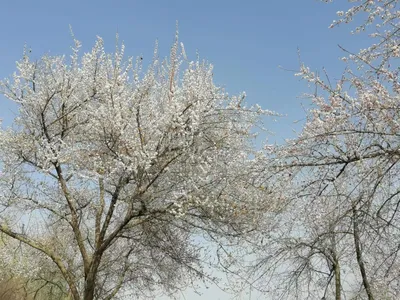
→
(0, 232, 69, 299)
(251, 1, 400, 299)
(0, 33, 272, 300)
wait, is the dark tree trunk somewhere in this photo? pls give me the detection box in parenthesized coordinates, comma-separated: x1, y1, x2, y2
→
(352, 205, 374, 300)
(83, 255, 102, 300)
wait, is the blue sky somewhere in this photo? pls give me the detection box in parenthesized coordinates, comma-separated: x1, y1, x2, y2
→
(0, 1, 369, 299)
(0, 0, 366, 142)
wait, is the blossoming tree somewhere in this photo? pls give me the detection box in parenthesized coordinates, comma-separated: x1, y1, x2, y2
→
(252, 1, 400, 299)
(0, 34, 271, 300)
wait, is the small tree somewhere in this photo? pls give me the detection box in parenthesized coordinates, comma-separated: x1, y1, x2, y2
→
(0, 33, 271, 299)
(0, 233, 69, 300)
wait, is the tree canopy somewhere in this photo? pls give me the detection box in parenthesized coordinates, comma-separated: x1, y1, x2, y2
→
(0, 34, 272, 299)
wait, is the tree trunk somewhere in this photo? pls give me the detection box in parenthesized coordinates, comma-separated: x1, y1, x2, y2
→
(83, 256, 102, 300)
(352, 205, 374, 300)
(333, 261, 341, 300)
(331, 233, 341, 300)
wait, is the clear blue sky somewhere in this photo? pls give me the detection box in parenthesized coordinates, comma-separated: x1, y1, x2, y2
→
(0, 0, 366, 142)
(0, 1, 369, 298)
